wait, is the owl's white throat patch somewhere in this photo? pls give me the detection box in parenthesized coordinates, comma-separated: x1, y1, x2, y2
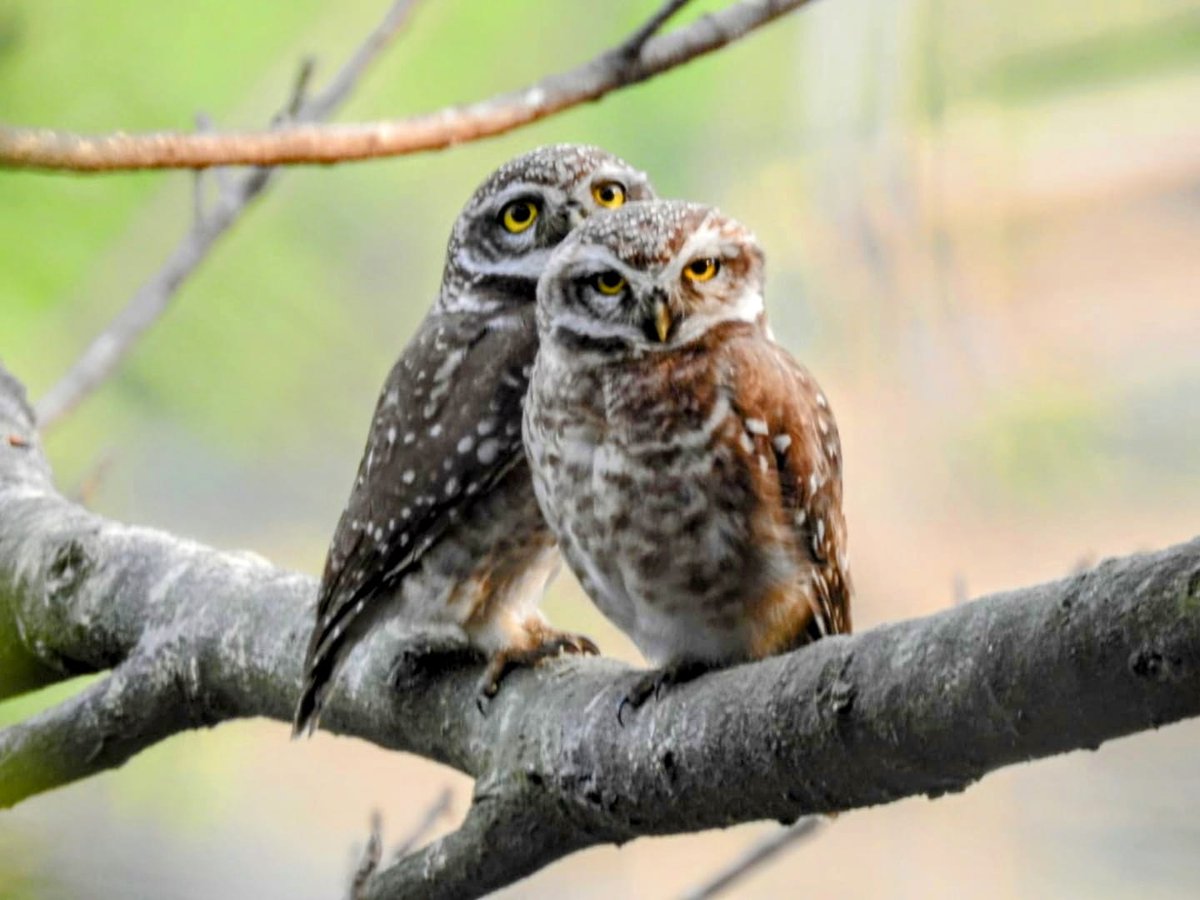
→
(675, 285, 765, 345)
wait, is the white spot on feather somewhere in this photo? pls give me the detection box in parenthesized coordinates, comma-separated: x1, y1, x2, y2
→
(477, 438, 500, 465)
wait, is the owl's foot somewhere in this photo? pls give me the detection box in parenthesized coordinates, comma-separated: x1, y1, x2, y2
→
(617, 660, 711, 726)
(475, 630, 600, 714)
(389, 634, 482, 690)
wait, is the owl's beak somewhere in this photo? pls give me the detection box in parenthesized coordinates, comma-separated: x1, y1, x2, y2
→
(565, 202, 586, 230)
(653, 300, 673, 343)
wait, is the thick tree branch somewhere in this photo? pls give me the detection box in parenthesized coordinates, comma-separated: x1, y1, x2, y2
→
(0, 0, 813, 172)
(34, 0, 423, 429)
(0, 650, 197, 808)
(1, 359, 1198, 898)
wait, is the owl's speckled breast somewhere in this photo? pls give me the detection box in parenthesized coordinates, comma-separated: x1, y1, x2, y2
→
(526, 331, 783, 666)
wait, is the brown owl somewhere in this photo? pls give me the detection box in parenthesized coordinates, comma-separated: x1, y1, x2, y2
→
(294, 145, 655, 735)
(523, 200, 851, 713)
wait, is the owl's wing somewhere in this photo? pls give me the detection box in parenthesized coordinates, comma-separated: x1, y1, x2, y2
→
(721, 330, 852, 639)
(294, 308, 538, 734)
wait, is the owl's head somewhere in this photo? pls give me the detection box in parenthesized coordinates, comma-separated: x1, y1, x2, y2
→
(439, 144, 655, 312)
(536, 200, 766, 357)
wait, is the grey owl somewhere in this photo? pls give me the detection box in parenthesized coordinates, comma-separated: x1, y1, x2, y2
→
(294, 145, 655, 735)
(523, 200, 852, 712)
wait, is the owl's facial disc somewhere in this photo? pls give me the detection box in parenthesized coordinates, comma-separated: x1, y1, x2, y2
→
(440, 147, 656, 313)
(536, 248, 649, 354)
(656, 220, 765, 347)
(538, 201, 768, 358)
(565, 160, 654, 225)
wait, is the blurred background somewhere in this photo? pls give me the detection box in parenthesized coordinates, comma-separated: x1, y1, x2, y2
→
(2, 0, 1199, 896)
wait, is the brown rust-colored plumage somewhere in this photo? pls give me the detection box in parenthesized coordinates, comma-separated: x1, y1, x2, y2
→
(524, 200, 851, 705)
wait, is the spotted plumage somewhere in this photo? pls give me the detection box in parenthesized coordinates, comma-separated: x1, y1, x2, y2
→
(523, 200, 851, 706)
(294, 145, 655, 735)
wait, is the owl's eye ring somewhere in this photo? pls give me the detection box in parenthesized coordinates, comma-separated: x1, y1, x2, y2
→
(591, 181, 626, 209)
(592, 271, 627, 296)
(683, 258, 720, 283)
(501, 200, 539, 234)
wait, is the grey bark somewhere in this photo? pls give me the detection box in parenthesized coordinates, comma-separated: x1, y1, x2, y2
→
(2, 359, 1198, 898)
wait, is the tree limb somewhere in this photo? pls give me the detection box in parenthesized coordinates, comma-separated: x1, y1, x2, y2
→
(0, 0, 814, 172)
(33, 0, 424, 429)
(1, 359, 1198, 898)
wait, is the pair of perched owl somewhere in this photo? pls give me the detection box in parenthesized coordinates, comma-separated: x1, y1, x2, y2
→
(294, 144, 851, 735)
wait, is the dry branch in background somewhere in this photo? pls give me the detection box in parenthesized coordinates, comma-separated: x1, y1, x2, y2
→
(2, 360, 1198, 897)
(33, 0, 425, 429)
(0, 0, 813, 172)
(28, 0, 797, 431)
(679, 816, 823, 900)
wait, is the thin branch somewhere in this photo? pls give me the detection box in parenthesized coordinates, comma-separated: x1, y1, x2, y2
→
(616, 0, 696, 59)
(680, 817, 824, 900)
(392, 787, 453, 857)
(349, 788, 453, 899)
(0, 648, 199, 808)
(33, 0, 423, 429)
(363, 787, 591, 900)
(351, 811, 384, 900)
(2, 359, 1199, 896)
(0, 0, 815, 172)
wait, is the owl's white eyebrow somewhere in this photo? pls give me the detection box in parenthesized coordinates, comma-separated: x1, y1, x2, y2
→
(488, 184, 551, 211)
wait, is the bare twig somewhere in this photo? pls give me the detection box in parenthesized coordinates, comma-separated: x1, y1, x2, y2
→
(33, 0, 424, 430)
(350, 811, 384, 900)
(680, 817, 824, 900)
(616, 0, 696, 59)
(392, 787, 454, 857)
(68, 448, 115, 507)
(347, 789, 451, 899)
(0, 0, 814, 172)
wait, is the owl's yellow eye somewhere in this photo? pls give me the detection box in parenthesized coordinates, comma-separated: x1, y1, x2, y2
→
(591, 182, 626, 209)
(502, 200, 539, 234)
(594, 271, 626, 296)
(683, 257, 720, 283)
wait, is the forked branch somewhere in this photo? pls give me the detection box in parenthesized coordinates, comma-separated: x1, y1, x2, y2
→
(0, 0, 813, 172)
(2, 360, 1198, 897)
(34, 0, 425, 428)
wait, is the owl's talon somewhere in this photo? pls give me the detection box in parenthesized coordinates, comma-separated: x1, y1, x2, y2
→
(617, 661, 710, 726)
(472, 629, 600, 715)
(475, 692, 492, 717)
(617, 672, 659, 726)
(561, 633, 600, 656)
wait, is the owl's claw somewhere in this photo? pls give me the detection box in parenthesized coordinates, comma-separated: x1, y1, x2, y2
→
(474, 630, 601, 715)
(617, 660, 710, 726)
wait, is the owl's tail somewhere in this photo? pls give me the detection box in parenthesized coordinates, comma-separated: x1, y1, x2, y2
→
(292, 660, 334, 739)
(292, 591, 378, 738)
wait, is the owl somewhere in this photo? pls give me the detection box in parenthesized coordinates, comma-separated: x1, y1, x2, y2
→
(294, 145, 655, 735)
(523, 200, 852, 713)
